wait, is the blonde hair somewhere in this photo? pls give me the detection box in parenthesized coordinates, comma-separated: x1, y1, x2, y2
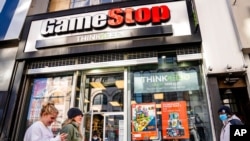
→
(40, 101, 58, 117)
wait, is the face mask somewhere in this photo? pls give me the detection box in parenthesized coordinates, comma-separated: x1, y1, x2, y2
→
(219, 114, 227, 121)
(93, 137, 98, 140)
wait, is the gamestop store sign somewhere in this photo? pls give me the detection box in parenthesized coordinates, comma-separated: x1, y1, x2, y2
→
(134, 71, 199, 93)
(24, 1, 191, 52)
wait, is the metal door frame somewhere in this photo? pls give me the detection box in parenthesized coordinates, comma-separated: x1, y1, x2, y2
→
(81, 67, 128, 141)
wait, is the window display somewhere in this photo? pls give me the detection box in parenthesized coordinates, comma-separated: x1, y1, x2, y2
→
(161, 101, 189, 139)
(131, 103, 157, 140)
(130, 66, 212, 141)
(26, 76, 73, 135)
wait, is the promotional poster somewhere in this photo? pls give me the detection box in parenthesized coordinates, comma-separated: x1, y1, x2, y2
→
(26, 76, 72, 135)
(131, 103, 158, 140)
(161, 101, 189, 139)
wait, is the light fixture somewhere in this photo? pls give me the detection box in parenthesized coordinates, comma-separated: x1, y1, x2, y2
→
(156, 104, 161, 108)
(224, 89, 232, 94)
(84, 99, 90, 103)
(108, 118, 114, 121)
(76, 87, 80, 91)
(154, 93, 164, 100)
(90, 82, 105, 89)
(157, 111, 162, 115)
(176, 53, 202, 62)
(131, 100, 137, 105)
(109, 101, 121, 106)
(115, 80, 124, 89)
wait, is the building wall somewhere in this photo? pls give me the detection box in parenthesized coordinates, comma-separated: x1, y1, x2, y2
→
(195, 0, 245, 74)
(229, 0, 250, 51)
(2, 0, 250, 140)
(0, 0, 32, 40)
(228, 0, 250, 100)
(28, 0, 49, 15)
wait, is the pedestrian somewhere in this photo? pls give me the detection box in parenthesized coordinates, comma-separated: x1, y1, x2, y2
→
(24, 101, 67, 141)
(60, 107, 84, 141)
(218, 105, 243, 141)
(92, 132, 101, 141)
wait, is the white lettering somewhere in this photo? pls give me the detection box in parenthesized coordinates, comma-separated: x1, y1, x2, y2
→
(234, 129, 247, 136)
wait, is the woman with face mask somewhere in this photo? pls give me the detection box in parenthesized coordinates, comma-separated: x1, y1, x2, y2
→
(218, 105, 243, 141)
(92, 133, 100, 141)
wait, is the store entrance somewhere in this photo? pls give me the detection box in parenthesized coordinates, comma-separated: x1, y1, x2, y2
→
(218, 77, 250, 125)
(82, 69, 125, 141)
(85, 112, 124, 141)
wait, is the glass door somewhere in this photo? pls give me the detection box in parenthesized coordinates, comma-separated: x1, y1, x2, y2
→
(81, 68, 126, 141)
(103, 113, 124, 141)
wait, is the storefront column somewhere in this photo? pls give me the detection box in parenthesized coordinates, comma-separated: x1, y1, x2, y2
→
(207, 76, 222, 141)
(0, 61, 26, 141)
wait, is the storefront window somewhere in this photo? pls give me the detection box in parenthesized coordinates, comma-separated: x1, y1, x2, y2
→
(26, 76, 73, 135)
(130, 63, 212, 141)
(70, 0, 125, 9)
(83, 73, 124, 113)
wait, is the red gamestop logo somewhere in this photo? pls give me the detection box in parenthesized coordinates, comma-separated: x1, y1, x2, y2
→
(40, 5, 171, 36)
(108, 5, 170, 26)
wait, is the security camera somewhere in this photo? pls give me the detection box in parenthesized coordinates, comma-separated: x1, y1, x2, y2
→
(243, 64, 248, 69)
(227, 64, 232, 70)
(208, 66, 213, 71)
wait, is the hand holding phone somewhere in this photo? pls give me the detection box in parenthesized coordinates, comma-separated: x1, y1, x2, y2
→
(60, 133, 68, 141)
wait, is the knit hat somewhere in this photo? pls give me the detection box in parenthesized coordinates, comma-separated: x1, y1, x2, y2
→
(67, 107, 83, 119)
(218, 105, 232, 115)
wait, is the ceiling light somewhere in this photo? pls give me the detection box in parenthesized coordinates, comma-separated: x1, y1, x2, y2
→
(90, 82, 105, 89)
(154, 93, 164, 100)
(131, 100, 137, 105)
(108, 118, 114, 121)
(157, 111, 162, 115)
(224, 89, 232, 94)
(84, 99, 90, 103)
(156, 104, 161, 108)
(115, 80, 124, 89)
(109, 101, 120, 106)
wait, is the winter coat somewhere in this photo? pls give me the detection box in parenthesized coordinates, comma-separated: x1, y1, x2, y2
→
(60, 121, 82, 141)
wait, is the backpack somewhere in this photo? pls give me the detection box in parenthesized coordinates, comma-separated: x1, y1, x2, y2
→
(229, 119, 244, 125)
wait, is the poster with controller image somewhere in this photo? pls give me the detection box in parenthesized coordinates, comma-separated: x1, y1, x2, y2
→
(131, 103, 158, 140)
(161, 101, 190, 139)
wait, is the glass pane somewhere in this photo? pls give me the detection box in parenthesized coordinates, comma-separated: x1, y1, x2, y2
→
(84, 73, 124, 112)
(130, 64, 212, 141)
(104, 115, 124, 141)
(101, 0, 112, 4)
(26, 76, 73, 136)
(70, 0, 90, 8)
(84, 112, 92, 140)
